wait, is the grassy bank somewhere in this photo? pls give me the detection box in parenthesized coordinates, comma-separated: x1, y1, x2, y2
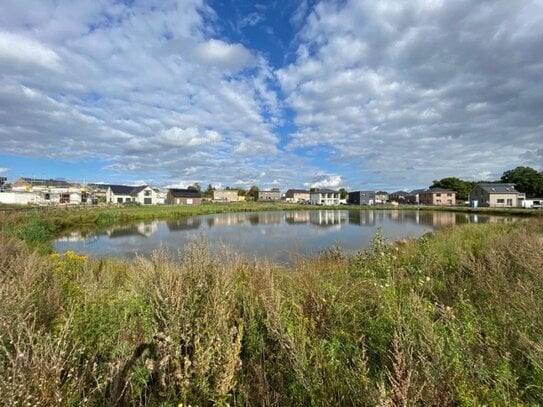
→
(1, 208, 542, 405)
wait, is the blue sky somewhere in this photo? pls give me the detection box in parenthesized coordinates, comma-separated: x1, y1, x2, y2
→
(0, 0, 542, 191)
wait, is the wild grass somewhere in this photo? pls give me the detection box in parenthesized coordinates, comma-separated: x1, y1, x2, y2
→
(0, 214, 542, 405)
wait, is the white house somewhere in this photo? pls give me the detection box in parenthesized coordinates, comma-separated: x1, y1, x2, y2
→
(310, 189, 340, 206)
(106, 185, 157, 205)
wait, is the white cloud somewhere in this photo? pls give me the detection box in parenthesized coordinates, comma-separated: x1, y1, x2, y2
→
(156, 127, 222, 148)
(193, 39, 255, 71)
(304, 174, 343, 189)
(0, 167, 8, 175)
(277, 0, 543, 187)
(0, 31, 61, 70)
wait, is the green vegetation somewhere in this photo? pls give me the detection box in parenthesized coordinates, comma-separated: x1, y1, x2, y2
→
(501, 166, 543, 198)
(1, 205, 543, 405)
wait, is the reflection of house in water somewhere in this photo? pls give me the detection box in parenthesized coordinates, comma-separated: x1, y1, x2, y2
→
(255, 212, 282, 224)
(285, 211, 311, 224)
(310, 210, 345, 226)
(207, 213, 249, 227)
(167, 217, 202, 231)
(429, 211, 457, 228)
(348, 210, 376, 226)
(107, 222, 158, 238)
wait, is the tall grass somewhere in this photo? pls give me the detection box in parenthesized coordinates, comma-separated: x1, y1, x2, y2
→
(0, 217, 542, 405)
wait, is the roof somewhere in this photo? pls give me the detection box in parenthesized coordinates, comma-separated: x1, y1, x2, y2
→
(169, 188, 202, 198)
(476, 183, 519, 194)
(410, 188, 429, 194)
(108, 185, 148, 195)
(311, 188, 338, 193)
(20, 177, 72, 187)
(425, 188, 455, 193)
(390, 191, 410, 196)
(375, 191, 388, 195)
(349, 190, 375, 194)
(285, 189, 309, 194)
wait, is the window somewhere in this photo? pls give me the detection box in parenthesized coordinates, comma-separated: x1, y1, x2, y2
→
(447, 193, 452, 197)
(436, 193, 441, 197)
(117, 197, 123, 203)
(497, 199, 505, 204)
(507, 199, 513, 206)
(144, 190, 151, 196)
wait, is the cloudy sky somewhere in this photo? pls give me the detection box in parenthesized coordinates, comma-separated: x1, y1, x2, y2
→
(0, 0, 542, 191)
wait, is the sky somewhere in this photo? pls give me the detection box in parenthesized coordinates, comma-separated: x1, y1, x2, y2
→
(0, 0, 542, 191)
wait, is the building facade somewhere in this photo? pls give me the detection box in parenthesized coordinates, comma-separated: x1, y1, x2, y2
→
(469, 183, 525, 208)
(107, 185, 157, 205)
(167, 189, 202, 205)
(284, 189, 310, 203)
(258, 190, 281, 201)
(419, 188, 456, 205)
(348, 191, 376, 205)
(213, 190, 239, 202)
(310, 189, 340, 206)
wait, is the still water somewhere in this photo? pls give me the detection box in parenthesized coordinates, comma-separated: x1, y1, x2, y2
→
(54, 210, 516, 264)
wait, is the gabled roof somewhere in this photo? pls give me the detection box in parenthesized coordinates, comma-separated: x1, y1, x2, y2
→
(108, 185, 148, 195)
(390, 190, 410, 196)
(19, 177, 73, 187)
(375, 190, 388, 195)
(169, 188, 202, 198)
(476, 183, 519, 194)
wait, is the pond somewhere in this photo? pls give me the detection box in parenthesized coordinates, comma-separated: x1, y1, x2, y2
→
(54, 210, 517, 264)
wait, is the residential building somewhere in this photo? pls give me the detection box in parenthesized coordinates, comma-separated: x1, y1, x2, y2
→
(213, 190, 238, 202)
(258, 190, 281, 201)
(389, 191, 410, 203)
(106, 185, 157, 205)
(375, 191, 388, 204)
(469, 183, 525, 208)
(419, 188, 456, 206)
(406, 188, 430, 204)
(521, 198, 543, 209)
(0, 177, 6, 191)
(167, 188, 202, 205)
(348, 191, 376, 205)
(310, 189, 340, 206)
(12, 177, 79, 191)
(284, 189, 310, 203)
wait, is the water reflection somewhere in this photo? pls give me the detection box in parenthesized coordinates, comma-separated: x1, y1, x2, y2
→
(54, 210, 520, 263)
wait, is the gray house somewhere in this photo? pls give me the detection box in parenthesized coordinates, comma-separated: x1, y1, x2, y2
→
(469, 183, 525, 208)
(348, 191, 376, 205)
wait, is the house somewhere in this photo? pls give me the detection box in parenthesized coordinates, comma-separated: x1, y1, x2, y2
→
(375, 191, 388, 204)
(310, 189, 340, 206)
(348, 191, 376, 205)
(258, 190, 281, 201)
(406, 188, 430, 204)
(284, 189, 310, 203)
(469, 183, 525, 208)
(106, 185, 157, 205)
(419, 188, 456, 206)
(0, 177, 6, 191)
(213, 190, 238, 202)
(167, 189, 202, 205)
(12, 177, 79, 191)
(389, 191, 410, 203)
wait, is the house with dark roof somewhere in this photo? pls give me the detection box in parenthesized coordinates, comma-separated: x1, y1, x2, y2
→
(419, 188, 456, 206)
(309, 189, 340, 206)
(167, 189, 202, 205)
(469, 183, 525, 208)
(284, 189, 310, 203)
(106, 185, 157, 205)
(389, 191, 410, 203)
(375, 191, 388, 204)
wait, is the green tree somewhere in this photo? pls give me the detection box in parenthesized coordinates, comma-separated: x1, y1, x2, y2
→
(338, 188, 348, 199)
(501, 166, 543, 198)
(431, 177, 475, 201)
(237, 188, 246, 196)
(188, 182, 201, 192)
(203, 184, 215, 198)
(247, 185, 259, 199)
